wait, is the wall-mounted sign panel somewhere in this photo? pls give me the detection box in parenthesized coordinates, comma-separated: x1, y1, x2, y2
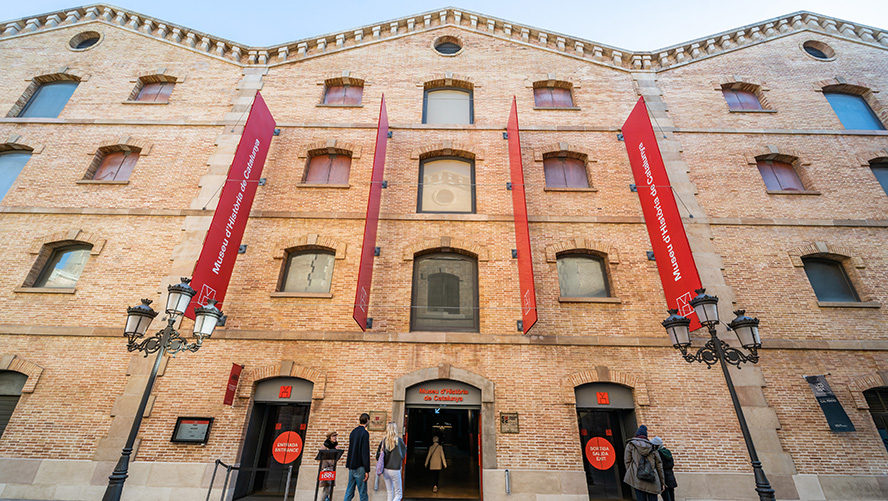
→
(575, 383, 634, 409)
(254, 377, 313, 403)
(171, 417, 213, 444)
(405, 379, 481, 406)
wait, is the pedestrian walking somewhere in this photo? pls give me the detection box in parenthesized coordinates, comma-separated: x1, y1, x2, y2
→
(344, 413, 371, 501)
(424, 435, 447, 493)
(376, 422, 407, 501)
(623, 425, 665, 501)
(320, 431, 339, 501)
(651, 437, 677, 501)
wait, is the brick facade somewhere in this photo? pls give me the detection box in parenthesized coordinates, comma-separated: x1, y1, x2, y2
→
(0, 6, 886, 501)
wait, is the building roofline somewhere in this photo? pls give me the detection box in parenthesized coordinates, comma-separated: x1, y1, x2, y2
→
(1, 5, 886, 70)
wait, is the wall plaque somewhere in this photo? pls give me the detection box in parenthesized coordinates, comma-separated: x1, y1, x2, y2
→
(171, 417, 214, 444)
(368, 411, 387, 431)
(500, 412, 519, 434)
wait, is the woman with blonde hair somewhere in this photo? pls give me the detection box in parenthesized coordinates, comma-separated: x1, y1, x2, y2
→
(376, 422, 407, 501)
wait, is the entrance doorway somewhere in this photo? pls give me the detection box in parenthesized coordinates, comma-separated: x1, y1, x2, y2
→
(234, 377, 313, 500)
(404, 406, 480, 500)
(575, 383, 637, 501)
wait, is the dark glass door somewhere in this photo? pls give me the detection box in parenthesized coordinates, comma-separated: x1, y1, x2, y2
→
(403, 407, 480, 499)
(577, 409, 631, 500)
(235, 403, 310, 499)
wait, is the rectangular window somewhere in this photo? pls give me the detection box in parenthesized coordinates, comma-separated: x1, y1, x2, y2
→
(136, 82, 175, 103)
(723, 89, 763, 110)
(544, 157, 589, 188)
(557, 255, 609, 297)
(423, 89, 472, 124)
(281, 251, 334, 293)
(757, 160, 803, 191)
(19, 81, 78, 118)
(304, 154, 351, 184)
(418, 158, 474, 213)
(411, 254, 478, 332)
(824, 92, 885, 130)
(35, 245, 91, 288)
(323, 85, 363, 105)
(802, 258, 859, 302)
(534, 87, 573, 108)
(93, 151, 139, 181)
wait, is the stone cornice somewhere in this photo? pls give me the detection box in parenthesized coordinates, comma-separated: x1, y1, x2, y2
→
(0, 6, 887, 71)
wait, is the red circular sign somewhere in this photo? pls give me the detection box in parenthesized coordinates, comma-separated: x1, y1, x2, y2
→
(585, 437, 616, 470)
(272, 431, 303, 464)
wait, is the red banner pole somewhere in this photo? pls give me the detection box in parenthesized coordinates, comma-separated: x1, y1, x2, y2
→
(507, 97, 538, 334)
(353, 96, 389, 330)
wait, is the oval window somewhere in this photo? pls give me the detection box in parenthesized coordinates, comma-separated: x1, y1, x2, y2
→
(69, 31, 102, 50)
(802, 40, 835, 60)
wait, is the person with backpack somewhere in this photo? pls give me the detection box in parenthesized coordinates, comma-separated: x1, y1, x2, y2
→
(623, 425, 665, 501)
(376, 422, 407, 501)
(650, 437, 677, 501)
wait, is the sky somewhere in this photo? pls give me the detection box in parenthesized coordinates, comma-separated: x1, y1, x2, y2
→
(3, 1, 888, 51)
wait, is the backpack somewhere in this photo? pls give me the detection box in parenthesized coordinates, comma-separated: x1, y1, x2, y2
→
(636, 451, 655, 482)
(376, 441, 386, 476)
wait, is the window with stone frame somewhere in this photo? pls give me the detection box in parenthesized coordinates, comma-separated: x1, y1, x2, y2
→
(417, 157, 474, 213)
(423, 87, 473, 124)
(544, 154, 589, 189)
(129, 75, 176, 103)
(557, 253, 610, 298)
(871, 160, 888, 195)
(0, 150, 32, 201)
(533, 81, 574, 108)
(722, 88, 763, 110)
(801, 257, 860, 302)
(279, 249, 335, 294)
(411, 252, 479, 332)
(0, 371, 27, 439)
(16, 80, 79, 118)
(864, 387, 888, 452)
(32, 244, 93, 289)
(84, 147, 140, 182)
(823, 90, 885, 130)
(323, 84, 363, 105)
(756, 158, 805, 191)
(304, 152, 351, 185)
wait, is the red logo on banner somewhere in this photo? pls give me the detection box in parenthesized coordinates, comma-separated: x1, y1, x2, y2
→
(622, 97, 702, 331)
(279, 386, 292, 398)
(223, 363, 243, 406)
(597, 392, 610, 405)
(187, 92, 276, 318)
(319, 470, 336, 482)
(272, 431, 303, 464)
(353, 96, 389, 331)
(585, 437, 616, 470)
(507, 97, 538, 334)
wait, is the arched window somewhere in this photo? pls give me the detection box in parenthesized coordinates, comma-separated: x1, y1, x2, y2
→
(304, 153, 351, 185)
(411, 252, 478, 332)
(870, 160, 888, 195)
(534, 87, 573, 108)
(801, 257, 859, 302)
(722, 88, 763, 111)
(0, 150, 32, 200)
(423, 88, 473, 124)
(87, 148, 140, 182)
(0, 371, 27, 438)
(35, 244, 92, 288)
(557, 254, 610, 298)
(280, 249, 335, 294)
(323, 84, 363, 105)
(864, 387, 888, 452)
(757, 159, 804, 191)
(418, 157, 474, 213)
(19, 81, 78, 118)
(824, 92, 885, 130)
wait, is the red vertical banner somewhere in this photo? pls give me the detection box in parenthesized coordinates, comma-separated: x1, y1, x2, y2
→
(507, 97, 538, 334)
(622, 97, 702, 330)
(353, 96, 389, 330)
(223, 363, 243, 406)
(187, 92, 276, 318)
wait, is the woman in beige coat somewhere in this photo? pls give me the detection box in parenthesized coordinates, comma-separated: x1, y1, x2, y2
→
(424, 435, 447, 492)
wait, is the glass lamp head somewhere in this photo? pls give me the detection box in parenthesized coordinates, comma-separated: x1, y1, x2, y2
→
(193, 299, 223, 339)
(166, 277, 196, 316)
(689, 288, 719, 325)
(662, 309, 692, 348)
(125, 298, 158, 338)
(728, 310, 761, 349)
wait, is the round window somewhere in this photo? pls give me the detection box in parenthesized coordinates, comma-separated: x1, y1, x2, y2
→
(433, 36, 463, 56)
(69, 31, 102, 51)
(802, 40, 835, 61)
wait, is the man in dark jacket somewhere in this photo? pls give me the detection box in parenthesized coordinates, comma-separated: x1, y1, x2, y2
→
(344, 413, 371, 501)
(623, 425, 665, 501)
(651, 437, 677, 501)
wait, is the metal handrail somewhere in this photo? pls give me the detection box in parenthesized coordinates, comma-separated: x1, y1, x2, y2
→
(206, 459, 240, 501)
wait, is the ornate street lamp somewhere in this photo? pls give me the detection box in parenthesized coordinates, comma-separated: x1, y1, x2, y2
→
(661, 288, 775, 501)
(104, 278, 224, 501)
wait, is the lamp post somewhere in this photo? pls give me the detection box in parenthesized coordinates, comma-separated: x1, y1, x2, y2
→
(661, 288, 775, 501)
(103, 277, 223, 501)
